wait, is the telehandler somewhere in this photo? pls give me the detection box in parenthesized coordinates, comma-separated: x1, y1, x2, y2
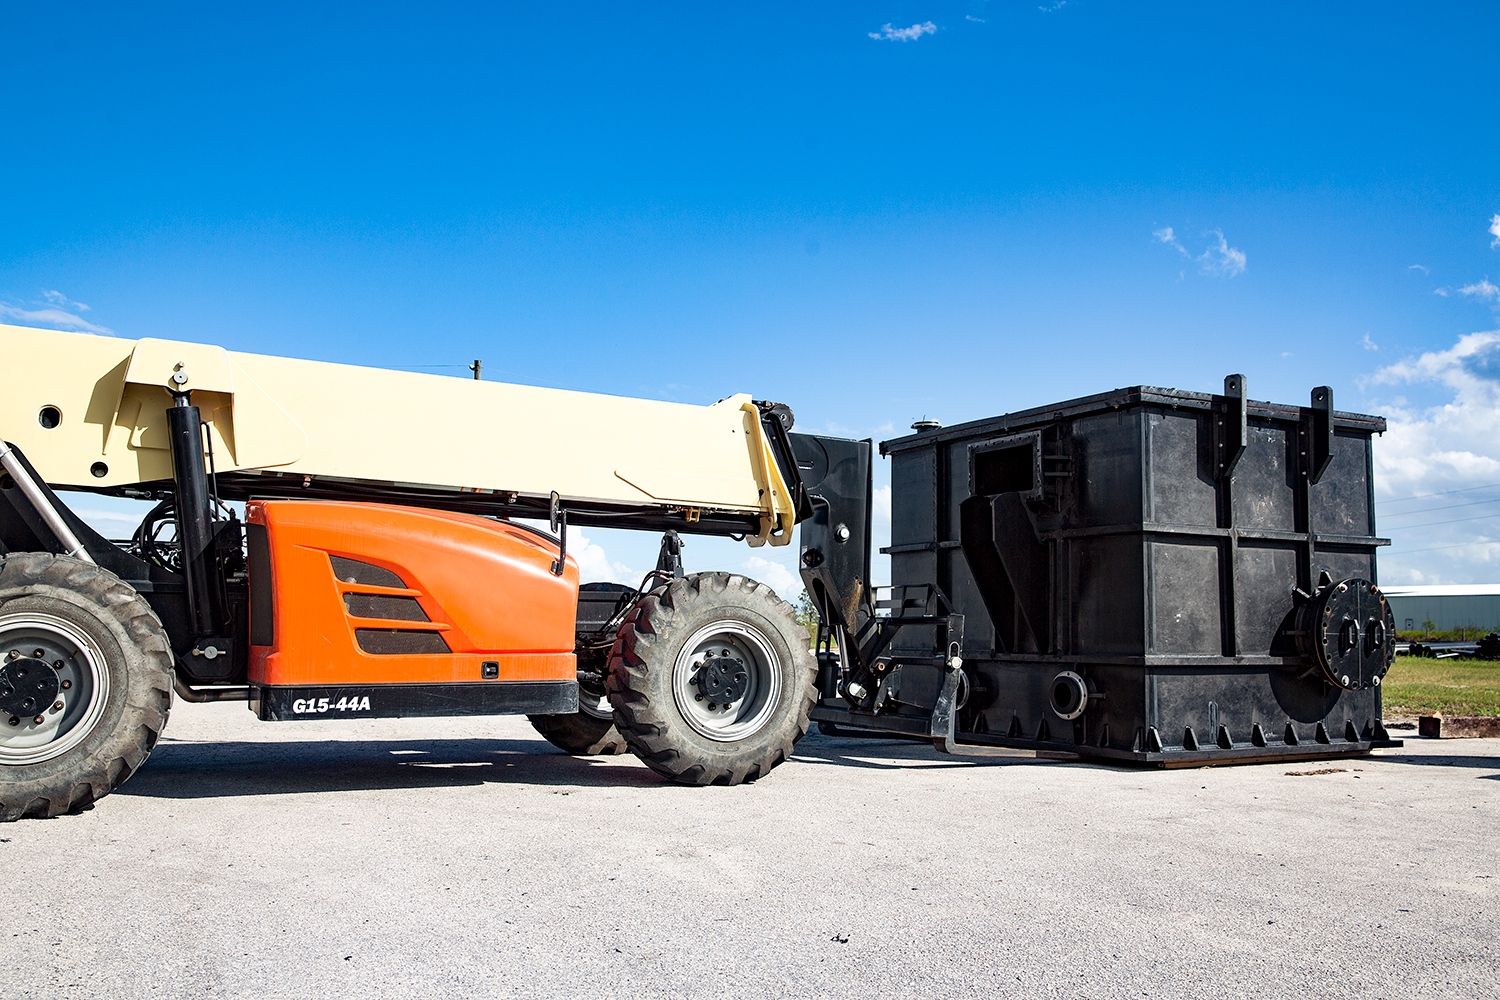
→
(0, 325, 1398, 821)
(0, 324, 827, 818)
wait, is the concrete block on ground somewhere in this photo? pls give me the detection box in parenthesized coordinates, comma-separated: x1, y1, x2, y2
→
(1419, 715, 1500, 738)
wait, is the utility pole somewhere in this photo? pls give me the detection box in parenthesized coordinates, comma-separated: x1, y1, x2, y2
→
(469, 360, 482, 380)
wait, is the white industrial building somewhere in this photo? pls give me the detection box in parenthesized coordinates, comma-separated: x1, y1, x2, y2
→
(1382, 585, 1500, 633)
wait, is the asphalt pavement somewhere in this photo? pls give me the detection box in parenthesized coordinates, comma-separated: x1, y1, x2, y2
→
(3, 702, 1496, 999)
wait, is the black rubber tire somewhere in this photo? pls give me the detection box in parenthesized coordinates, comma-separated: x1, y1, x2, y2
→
(606, 572, 816, 785)
(0, 553, 173, 821)
(528, 708, 628, 755)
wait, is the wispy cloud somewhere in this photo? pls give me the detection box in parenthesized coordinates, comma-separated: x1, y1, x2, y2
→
(43, 289, 90, 312)
(1201, 230, 1246, 277)
(1153, 226, 1188, 256)
(868, 21, 937, 41)
(0, 293, 115, 336)
(965, 14, 985, 22)
(1459, 280, 1500, 303)
(1038, 0, 1066, 10)
(1153, 226, 1246, 278)
(1490, 213, 1500, 250)
(1363, 333, 1379, 351)
(1408, 264, 1430, 275)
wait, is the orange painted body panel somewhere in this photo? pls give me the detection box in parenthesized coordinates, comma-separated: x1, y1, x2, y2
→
(247, 500, 578, 686)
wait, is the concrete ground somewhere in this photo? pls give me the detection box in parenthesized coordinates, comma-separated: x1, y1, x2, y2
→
(2, 702, 1496, 1000)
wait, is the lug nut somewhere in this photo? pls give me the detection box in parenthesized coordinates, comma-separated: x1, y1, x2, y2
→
(61, 680, 71, 690)
(5, 650, 17, 660)
(52, 701, 63, 711)
(52, 660, 62, 670)
(32, 648, 44, 658)
(32, 715, 43, 725)
(6, 717, 17, 727)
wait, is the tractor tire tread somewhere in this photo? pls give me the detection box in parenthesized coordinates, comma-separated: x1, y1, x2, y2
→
(527, 710, 629, 756)
(0, 553, 173, 822)
(606, 573, 814, 786)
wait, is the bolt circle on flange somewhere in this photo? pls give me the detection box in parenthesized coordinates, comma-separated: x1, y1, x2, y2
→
(0, 612, 109, 766)
(671, 621, 782, 742)
(1309, 578, 1395, 691)
(0, 658, 61, 717)
(694, 651, 751, 705)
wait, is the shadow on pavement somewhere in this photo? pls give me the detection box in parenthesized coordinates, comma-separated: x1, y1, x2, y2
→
(118, 736, 670, 799)
(1369, 752, 1500, 771)
(122, 730, 1067, 801)
(792, 732, 1100, 771)
(123, 731, 1466, 801)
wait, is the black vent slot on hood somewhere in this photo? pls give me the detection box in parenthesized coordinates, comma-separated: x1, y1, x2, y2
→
(355, 629, 450, 655)
(344, 593, 429, 622)
(330, 555, 407, 589)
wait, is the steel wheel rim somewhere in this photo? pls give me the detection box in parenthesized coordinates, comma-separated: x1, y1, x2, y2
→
(671, 620, 782, 742)
(0, 612, 111, 765)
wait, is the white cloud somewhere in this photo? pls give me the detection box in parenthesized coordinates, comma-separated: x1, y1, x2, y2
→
(1366, 330, 1500, 582)
(870, 484, 892, 587)
(567, 527, 640, 585)
(1409, 264, 1430, 275)
(1434, 288, 1450, 297)
(1458, 279, 1500, 303)
(740, 555, 801, 599)
(1368, 330, 1500, 397)
(0, 299, 115, 336)
(965, 14, 985, 22)
(872, 484, 892, 528)
(43, 289, 90, 311)
(1153, 226, 1246, 277)
(1153, 226, 1188, 256)
(1039, 0, 1066, 10)
(1362, 333, 1379, 351)
(868, 21, 937, 41)
(1490, 213, 1500, 250)
(1201, 229, 1246, 277)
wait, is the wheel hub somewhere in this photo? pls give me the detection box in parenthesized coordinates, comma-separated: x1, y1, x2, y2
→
(671, 620, 784, 743)
(0, 649, 61, 721)
(694, 651, 750, 705)
(0, 612, 109, 765)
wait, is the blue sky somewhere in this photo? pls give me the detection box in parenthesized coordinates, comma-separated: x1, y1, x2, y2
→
(4, 2, 1499, 591)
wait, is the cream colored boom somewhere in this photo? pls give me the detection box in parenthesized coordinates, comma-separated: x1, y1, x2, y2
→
(1, 325, 797, 546)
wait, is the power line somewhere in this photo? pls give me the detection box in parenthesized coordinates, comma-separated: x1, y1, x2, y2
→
(1389, 538, 1500, 555)
(1378, 481, 1500, 504)
(1383, 511, 1500, 531)
(1379, 496, 1500, 519)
